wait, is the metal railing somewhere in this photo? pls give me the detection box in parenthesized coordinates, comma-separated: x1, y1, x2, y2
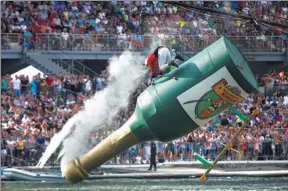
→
(44, 49, 91, 76)
(1, 153, 27, 166)
(53, 51, 98, 77)
(2, 33, 287, 53)
(121, 140, 288, 163)
(2, 140, 287, 167)
(19, 34, 99, 76)
(1, 33, 23, 50)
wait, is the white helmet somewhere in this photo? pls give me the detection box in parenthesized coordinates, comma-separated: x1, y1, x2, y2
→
(145, 58, 148, 66)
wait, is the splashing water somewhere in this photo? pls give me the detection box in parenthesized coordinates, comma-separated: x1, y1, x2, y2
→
(36, 51, 146, 169)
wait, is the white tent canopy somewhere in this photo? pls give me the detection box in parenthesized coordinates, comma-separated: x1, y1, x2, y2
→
(11, 65, 44, 81)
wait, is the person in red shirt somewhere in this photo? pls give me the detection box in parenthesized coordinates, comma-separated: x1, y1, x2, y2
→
(45, 74, 54, 86)
(145, 50, 163, 78)
(45, 74, 54, 95)
(144, 46, 183, 80)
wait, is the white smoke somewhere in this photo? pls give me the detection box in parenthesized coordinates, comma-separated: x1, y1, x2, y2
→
(36, 51, 146, 170)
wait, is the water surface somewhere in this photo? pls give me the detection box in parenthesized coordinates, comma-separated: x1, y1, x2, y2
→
(2, 177, 288, 191)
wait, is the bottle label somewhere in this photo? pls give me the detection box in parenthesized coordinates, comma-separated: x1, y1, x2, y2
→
(177, 66, 249, 126)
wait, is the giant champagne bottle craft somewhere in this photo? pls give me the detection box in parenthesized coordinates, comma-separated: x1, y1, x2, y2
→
(63, 37, 259, 184)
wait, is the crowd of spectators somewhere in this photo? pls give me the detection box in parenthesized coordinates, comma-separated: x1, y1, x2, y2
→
(1, 71, 109, 166)
(1, 1, 287, 52)
(1, 1, 288, 167)
(1, 69, 288, 166)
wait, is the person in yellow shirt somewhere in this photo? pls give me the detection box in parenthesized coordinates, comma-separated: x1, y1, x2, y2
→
(17, 140, 24, 150)
(63, 9, 69, 20)
(40, 79, 48, 94)
(179, 20, 186, 28)
(16, 138, 25, 159)
(236, 20, 241, 28)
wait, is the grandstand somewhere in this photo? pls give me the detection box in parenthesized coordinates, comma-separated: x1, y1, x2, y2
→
(1, 1, 288, 166)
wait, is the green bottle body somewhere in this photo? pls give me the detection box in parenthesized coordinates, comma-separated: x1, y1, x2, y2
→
(129, 36, 259, 142)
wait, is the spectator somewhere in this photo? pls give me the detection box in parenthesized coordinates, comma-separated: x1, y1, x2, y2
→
(96, 74, 105, 91)
(1, 75, 9, 93)
(61, 28, 69, 49)
(20, 75, 29, 95)
(13, 76, 21, 97)
(30, 76, 39, 96)
(147, 142, 157, 171)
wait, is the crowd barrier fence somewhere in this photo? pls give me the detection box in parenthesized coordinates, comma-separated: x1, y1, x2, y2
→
(2, 140, 287, 167)
(1, 33, 287, 53)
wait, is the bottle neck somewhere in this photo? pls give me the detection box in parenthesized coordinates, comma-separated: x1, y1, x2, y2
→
(63, 123, 139, 184)
(129, 105, 158, 142)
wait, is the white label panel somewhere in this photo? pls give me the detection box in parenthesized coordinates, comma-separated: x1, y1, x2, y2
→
(177, 66, 249, 126)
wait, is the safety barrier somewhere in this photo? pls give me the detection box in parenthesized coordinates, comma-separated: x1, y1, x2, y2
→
(1, 33, 22, 49)
(1, 33, 287, 52)
(115, 139, 288, 164)
(2, 139, 287, 167)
